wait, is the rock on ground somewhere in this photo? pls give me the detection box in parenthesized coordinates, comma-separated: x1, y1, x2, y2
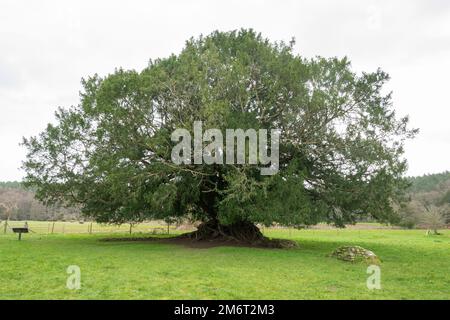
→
(331, 245, 380, 264)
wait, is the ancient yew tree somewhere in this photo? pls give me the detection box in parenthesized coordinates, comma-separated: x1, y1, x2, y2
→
(22, 30, 416, 245)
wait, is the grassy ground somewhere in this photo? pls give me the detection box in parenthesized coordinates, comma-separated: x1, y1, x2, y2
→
(0, 228, 449, 299)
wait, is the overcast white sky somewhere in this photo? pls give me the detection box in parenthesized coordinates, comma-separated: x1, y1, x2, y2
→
(0, 0, 449, 181)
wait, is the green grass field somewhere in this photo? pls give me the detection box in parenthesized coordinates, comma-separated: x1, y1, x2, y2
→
(0, 226, 449, 300)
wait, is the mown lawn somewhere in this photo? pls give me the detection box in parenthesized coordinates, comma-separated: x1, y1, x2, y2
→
(0, 228, 449, 299)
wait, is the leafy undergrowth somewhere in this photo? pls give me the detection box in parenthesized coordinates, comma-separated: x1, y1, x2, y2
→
(0, 228, 448, 299)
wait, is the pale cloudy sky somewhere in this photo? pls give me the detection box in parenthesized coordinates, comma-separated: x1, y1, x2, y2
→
(0, 0, 449, 181)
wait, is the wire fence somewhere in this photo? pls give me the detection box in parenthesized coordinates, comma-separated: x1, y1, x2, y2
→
(0, 220, 422, 237)
(0, 220, 186, 235)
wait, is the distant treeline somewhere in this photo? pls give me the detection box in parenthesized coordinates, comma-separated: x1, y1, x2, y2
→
(0, 181, 80, 221)
(0, 181, 23, 189)
(397, 171, 450, 228)
(407, 171, 450, 193)
(406, 171, 450, 208)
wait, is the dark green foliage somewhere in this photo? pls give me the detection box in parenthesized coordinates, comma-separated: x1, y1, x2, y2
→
(22, 29, 416, 227)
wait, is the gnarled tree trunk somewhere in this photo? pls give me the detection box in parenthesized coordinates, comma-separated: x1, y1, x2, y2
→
(181, 219, 298, 248)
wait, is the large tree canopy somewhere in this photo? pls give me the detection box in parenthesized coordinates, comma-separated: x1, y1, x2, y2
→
(22, 29, 416, 241)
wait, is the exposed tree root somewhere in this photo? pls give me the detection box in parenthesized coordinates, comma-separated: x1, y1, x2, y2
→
(179, 220, 298, 249)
